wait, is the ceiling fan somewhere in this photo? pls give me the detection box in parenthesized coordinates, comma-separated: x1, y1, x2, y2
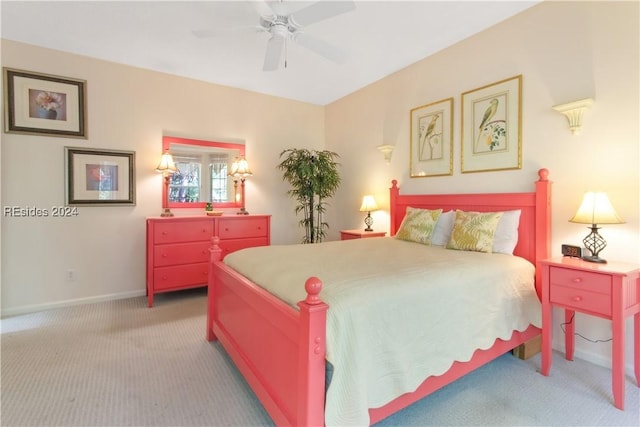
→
(193, 0, 356, 71)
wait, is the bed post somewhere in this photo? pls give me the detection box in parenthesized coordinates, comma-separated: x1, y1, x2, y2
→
(390, 180, 400, 236)
(534, 168, 552, 298)
(207, 236, 222, 342)
(297, 277, 328, 427)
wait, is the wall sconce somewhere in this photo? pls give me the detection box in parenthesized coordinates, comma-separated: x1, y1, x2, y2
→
(377, 144, 394, 163)
(359, 195, 379, 231)
(569, 191, 624, 263)
(229, 156, 252, 215)
(552, 98, 594, 135)
(155, 150, 178, 217)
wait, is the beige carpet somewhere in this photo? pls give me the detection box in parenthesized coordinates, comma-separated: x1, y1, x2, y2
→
(2, 288, 639, 426)
(1, 289, 271, 426)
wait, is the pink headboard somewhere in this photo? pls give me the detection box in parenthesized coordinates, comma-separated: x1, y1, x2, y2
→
(389, 169, 551, 296)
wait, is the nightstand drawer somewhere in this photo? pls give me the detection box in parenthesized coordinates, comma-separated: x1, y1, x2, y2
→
(550, 284, 611, 316)
(549, 266, 611, 293)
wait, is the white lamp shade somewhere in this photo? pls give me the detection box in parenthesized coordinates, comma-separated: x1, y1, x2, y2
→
(230, 157, 252, 178)
(359, 195, 378, 212)
(155, 152, 177, 174)
(569, 192, 624, 225)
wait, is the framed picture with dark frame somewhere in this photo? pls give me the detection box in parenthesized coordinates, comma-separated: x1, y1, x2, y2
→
(3, 68, 87, 138)
(65, 147, 136, 206)
(461, 75, 522, 173)
(409, 97, 454, 178)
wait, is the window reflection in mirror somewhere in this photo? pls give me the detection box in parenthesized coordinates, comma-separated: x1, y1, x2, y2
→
(162, 136, 245, 209)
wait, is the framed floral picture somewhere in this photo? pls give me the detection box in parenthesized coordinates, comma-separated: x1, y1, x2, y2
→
(409, 97, 453, 178)
(461, 75, 522, 173)
(3, 68, 87, 138)
(65, 147, 135, 206)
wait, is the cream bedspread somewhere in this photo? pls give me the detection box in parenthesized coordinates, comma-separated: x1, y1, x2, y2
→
(223, 237, 541, 426)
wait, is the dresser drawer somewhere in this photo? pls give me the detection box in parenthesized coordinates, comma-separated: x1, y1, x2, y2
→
(218, 217, 268, 239)
(549, 266, 611, 293)
(153, 263, 209, 291)
(154, 220, 213, 244)
(154, 241, 210, 267)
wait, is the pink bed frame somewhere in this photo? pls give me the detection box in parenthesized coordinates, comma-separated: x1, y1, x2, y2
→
(206, 168, 551, 426)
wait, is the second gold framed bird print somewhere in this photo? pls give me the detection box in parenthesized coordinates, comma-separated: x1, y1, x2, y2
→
(461, 75, 522, 173)
(409, 97, 453, 178)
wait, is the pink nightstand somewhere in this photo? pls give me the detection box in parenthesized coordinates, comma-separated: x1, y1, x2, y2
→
(540, 257, 640, 410)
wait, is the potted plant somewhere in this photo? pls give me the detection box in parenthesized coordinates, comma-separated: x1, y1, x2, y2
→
(277, 148, 341, 243)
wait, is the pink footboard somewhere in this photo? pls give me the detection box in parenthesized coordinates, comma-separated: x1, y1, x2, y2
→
(206, 238, 328, 426)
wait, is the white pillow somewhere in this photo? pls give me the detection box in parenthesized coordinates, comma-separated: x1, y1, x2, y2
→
(492, 209, 521, 255)
(431, 210, 455, 246)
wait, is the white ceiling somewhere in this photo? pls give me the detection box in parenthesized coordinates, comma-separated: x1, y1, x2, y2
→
(1, 1, 539, 106)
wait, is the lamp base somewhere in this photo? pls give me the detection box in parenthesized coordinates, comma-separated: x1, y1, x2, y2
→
(160, 208, 173, 217)
(582, 255, 607, 264)
(363, 212, 373, 232)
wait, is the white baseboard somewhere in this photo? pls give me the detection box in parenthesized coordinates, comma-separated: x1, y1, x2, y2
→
(1, 290, 146, 318)
(553, 341, 636, 377)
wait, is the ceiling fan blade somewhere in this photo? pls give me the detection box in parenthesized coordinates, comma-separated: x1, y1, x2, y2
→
(289, 0, 356, 28)
(293, 32, 348, 64)
(264, 0, 292, 17)
(253, 0, 276, 20)
(263, 34, 285, 71)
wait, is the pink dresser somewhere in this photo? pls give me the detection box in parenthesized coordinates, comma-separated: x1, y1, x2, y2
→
(146, 215, 270, 307)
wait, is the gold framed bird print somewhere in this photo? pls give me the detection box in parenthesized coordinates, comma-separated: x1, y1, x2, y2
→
(461, 75, 522, 173)
(409, 97, 453, 178)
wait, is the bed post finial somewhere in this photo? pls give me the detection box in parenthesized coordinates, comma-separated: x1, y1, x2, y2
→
(304, 277, 323, 305)
(538, 168, 549, 181)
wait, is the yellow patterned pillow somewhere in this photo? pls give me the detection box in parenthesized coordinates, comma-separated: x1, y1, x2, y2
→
(446, 210, 504, 253)
(395, 207, 442, 245)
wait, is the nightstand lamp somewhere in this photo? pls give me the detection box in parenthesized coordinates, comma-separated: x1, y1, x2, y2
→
(359, 195, 379, 231)
(569, 191, 624, 263)
(155, 150, 178, 217)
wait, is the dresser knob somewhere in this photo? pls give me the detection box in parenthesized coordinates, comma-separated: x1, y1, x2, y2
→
(162, 254, 167, 258)
(571, 277, 583, 283)
(572, 296, 583, 302)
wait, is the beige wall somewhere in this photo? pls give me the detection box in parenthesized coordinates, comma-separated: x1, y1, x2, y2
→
(326, 1, 639, 371)
(1, 40, 325, 314)
(1, 1, 638, 372)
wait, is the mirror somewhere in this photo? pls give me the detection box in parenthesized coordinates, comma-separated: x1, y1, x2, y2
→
(162, 135, 245, 209)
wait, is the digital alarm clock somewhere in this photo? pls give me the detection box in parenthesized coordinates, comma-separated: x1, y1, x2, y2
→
(561, 244, 584, 258)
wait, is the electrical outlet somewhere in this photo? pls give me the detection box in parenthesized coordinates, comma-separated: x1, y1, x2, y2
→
(67, 269, 75, 282)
